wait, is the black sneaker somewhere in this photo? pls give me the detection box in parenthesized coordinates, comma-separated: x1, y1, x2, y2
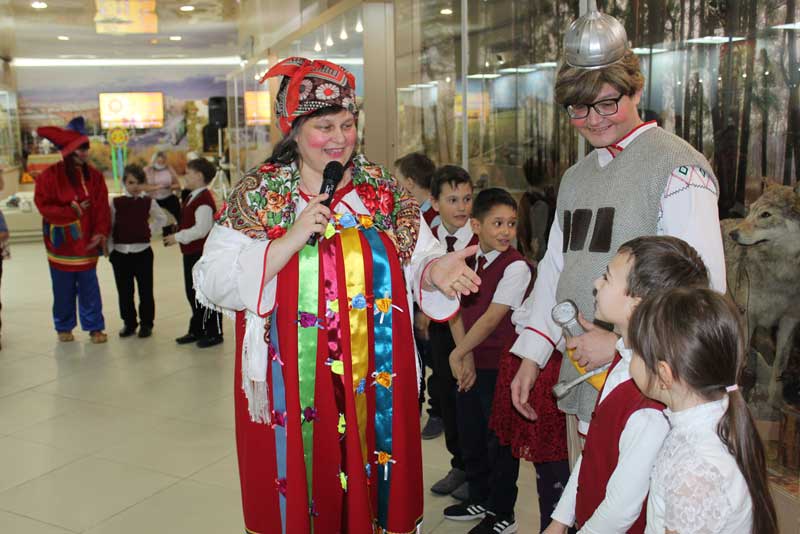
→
(176, 333, 198, 344)
(137, 326, 152, 338)
(467, 515, 496, 534)
(489, 518, 517, 534)
(196, 335, 224, 348)
(443, 502, 487, 521)
(421, 415, 444, 439)
(119, 325, 137, 338)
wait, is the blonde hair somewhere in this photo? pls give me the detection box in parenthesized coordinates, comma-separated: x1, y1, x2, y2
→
(554, 50, 645, 106)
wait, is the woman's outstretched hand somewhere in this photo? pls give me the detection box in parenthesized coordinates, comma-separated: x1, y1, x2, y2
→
(426, 244, 481, 298)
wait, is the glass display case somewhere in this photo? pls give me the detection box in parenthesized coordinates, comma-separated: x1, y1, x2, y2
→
(0, 88, 21, 170)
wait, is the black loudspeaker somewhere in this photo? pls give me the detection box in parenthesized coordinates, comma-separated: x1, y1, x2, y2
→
(208, 96, 228, 128)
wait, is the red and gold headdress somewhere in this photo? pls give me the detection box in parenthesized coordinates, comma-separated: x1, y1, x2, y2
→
(261, 56, 358, 135)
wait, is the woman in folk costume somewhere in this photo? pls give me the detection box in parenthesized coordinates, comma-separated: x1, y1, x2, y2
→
(194, 57, 480, 534)
(34, 123, 111, 343)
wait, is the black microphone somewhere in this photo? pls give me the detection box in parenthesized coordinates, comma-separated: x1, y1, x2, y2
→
(306, 161, 345, 246)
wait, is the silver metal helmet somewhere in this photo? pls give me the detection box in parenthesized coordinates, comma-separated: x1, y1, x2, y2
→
(564, 0, 628, 70)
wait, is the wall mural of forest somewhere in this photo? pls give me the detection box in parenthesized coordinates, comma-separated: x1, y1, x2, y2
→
(396, 0, 800, 500)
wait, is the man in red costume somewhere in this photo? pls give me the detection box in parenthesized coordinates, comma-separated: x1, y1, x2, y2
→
(34, 124, 110, 343)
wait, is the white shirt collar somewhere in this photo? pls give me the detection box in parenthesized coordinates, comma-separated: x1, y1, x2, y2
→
(615, 337, 633, 363)
(596, 121, 658, 167)
(475, 247, 501, 268)
(188, 186, 208, 201)
(439, 220, 473, 241)
(665, 398, 727, 429)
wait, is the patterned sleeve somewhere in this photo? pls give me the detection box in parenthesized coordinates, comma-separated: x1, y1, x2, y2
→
(664, 456, 732, 534)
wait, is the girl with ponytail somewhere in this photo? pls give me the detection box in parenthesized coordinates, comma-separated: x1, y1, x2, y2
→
(628, 288, 778, 534)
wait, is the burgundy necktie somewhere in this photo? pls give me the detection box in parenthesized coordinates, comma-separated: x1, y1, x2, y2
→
(476, 255, 487, 276)
(445, 236, 457, 253)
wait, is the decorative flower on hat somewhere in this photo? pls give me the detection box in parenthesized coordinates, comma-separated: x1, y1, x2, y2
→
(315, 83, 340, 101)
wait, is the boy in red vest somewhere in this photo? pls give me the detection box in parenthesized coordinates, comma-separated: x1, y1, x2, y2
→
(543, 236, 710, 534)
(426, 165, 478, 498)
(445, 188, 532, 533)
(394, 152, 438, 227)
(164, 158, 222, 348)
(108, 164, 168, 338)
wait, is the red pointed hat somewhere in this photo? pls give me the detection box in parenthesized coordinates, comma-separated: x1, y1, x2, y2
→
(36, 126, 89, 157)
(261, 57, 358, 135)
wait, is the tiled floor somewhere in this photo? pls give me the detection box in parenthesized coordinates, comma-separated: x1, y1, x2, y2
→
(0, 241, 540, 533)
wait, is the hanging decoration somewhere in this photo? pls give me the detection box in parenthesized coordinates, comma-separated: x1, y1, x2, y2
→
(106, 127, 130, 190)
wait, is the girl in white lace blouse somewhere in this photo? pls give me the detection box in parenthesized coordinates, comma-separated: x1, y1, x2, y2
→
(628, 289, 778, 534)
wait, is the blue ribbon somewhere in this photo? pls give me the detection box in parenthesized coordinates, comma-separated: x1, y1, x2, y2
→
(363, 228, 393, 526)
(270, 315, 288, 534)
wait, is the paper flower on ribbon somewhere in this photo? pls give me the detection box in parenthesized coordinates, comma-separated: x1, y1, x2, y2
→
(356, 378, 367, 395)
(374, 450, 397, 481)
(327, 299, 340, 314)
(276, 477, 287, 496)
(309, 500, 319, 517)
(365, 462, 372, 478)
(303, 406, 317, 423)
(324, 223, 337, 240)
(298, 311, 323, 328)
(337, 413, 346, 434)
(374, 296, 402, 324)
(358, 215, 374, 229)
(339, 213, 358, 229)
(339, 471, 348, 492)
(372, 370, 396, 389)
(350, 293, 368, 310)
(325, 357, 345, 375)
(270, 410, 287, 428)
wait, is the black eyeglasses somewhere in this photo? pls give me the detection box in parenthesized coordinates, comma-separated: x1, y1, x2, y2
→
(565, 94, 625, 120)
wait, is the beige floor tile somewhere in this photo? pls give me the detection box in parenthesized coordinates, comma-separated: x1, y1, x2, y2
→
(94, 418, 234, 478)
(0, 390, 91, 436)
(0, 436, 85, 493)
(172, 394, 235, 429)
(0, 510, 73, 534)
(83, 479, 242, 534)
(0, 356, 62, 398)
(188, 452, 240, 492)
(10, 402, 174, 455)
(0, 456, 178, 532)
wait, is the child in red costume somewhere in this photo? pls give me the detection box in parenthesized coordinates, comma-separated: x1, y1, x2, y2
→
(34, 124, 110, 343)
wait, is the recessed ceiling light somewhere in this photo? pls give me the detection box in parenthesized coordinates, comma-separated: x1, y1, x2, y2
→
(57, 36, 70, 41)
(440, 8, 453, 15)
(179, 5, 195, 12)
(31, 1, 48, 8)
(169, 36, 182, 41)
(150, 38, 159, 45)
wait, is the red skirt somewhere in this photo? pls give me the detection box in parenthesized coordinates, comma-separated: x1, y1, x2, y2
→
(489, 348, 567, 464)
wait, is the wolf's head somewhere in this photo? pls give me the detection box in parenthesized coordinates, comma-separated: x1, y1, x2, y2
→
(729, 184, 800, 252)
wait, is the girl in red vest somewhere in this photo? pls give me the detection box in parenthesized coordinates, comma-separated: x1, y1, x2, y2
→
(628, 288, 778, 534)
(544, 237, 710, 534)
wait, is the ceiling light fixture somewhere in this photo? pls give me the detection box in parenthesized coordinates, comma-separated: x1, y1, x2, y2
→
(340, 24, 348, 41)
(179, 5, 195, 12)
(314, 40, 322, 52)
(12, 57, 243, 67)
(31, 1, 47, 9)
(467, 73, 500, 79)
(57, 36, 70, 41)
(440, 8, 453, 15)
(326, 34, 334, 47)
(355, 18, 364, 33)
(169, 36, 182, 41)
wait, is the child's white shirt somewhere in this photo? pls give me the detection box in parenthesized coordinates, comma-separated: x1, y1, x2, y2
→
(435, 219, 474, 251)
(175, 187, 214, 245)
(645, 398, 752, 534)
(472, 248, 531, 309)
(551, 338, 669, 533)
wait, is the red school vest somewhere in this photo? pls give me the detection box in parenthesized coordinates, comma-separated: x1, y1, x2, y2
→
(179, 189, 216, 256)
(459, 247, 529, 370)
(575, 353, 664, 533)
(423, 205, 437, 226)
(112, 196, 151, 244)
